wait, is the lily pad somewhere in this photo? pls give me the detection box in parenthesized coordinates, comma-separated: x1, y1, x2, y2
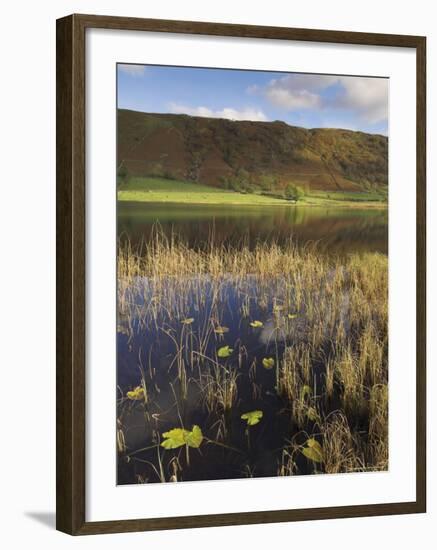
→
(161, 425, 203, 450)
(160, 428, 186, 449)
(241, 410, 263, 426)
(250, 320, 264, 328)
(181, 318, 194, 325)
(185, 425, 203, 448)
(301, 438, 324, 463)
(126, 386, 145, 401)
(217, 345, 233, 358)
(214, 326, 229, 334)
(262, 357, 275, 369)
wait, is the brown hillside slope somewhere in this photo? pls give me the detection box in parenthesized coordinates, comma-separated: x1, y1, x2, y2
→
(117, 109, 388, 192)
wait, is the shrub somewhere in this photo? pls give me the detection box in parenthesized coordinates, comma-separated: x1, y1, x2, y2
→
(284, 183, 305, 202)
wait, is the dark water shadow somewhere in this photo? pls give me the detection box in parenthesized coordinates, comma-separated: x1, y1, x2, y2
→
(25, 511, 56, 529)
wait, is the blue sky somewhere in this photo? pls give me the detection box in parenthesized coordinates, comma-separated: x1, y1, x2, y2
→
(117, 64, 388, 135)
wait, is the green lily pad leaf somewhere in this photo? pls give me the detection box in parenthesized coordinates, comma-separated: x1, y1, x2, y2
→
(161, 425, 203, 449)
(250, 320, 264, 328)
(262, 357, 275, 369)
(181, 318, 194, 325)
(301, 438, 323, 463)
(217, 345, 233, 358)
(161, 428, 186, 449)
(185, 425, 203, 448)
(126, 386, 145, 401)
(287, 313, 298, 319)
(214, 326, 229, 334)
(241, 410, 263, 426)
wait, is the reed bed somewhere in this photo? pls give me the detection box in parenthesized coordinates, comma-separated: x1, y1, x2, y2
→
(117, 231, 388, 483)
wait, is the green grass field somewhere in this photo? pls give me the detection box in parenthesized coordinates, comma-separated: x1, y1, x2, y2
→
(117, 177, 387, 208)
(118, 177, 291, 205)
(306, 189, 387, 202)
(300, 189, 387, 207)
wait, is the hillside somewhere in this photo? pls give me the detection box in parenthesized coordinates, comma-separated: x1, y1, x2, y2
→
(117, 109, 388, 194)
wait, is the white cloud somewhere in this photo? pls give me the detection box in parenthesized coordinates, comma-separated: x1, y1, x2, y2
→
(168, 102, 268, 122)
(262, 73, 388, 124)
(266, 86, 321, 110)
(332, 77, 388, 124)
(264, 74, 337, 110)
(118, 64, 147, 77)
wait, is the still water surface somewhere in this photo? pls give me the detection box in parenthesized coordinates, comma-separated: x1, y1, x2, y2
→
(118, 202, 388, 255)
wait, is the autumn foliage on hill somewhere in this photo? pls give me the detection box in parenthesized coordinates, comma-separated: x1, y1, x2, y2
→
(117, 109, 388, 193)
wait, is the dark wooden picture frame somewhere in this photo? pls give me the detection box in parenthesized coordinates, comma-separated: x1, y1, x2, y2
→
(56, 13, 426, 535)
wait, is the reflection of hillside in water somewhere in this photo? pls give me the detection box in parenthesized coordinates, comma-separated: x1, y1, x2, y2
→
(118, 202, 388, 256)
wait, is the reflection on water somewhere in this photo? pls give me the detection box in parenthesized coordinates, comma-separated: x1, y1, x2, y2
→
(118, 202, 388, 255)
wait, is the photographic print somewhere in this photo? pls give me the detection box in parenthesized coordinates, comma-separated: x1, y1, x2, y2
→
(116, 64, 389, 485)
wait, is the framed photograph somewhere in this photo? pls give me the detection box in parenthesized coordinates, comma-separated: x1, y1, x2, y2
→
(56, 14, 426, 535)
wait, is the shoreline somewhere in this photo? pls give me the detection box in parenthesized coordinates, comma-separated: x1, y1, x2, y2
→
(117, 194, 388, 210)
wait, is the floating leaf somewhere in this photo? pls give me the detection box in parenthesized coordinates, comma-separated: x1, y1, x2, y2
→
(181, 318, 194, 325)
(241, 410, 263, 426)
(161, 428, 186, 449)
(185, 425, 203, 448)
(250, 320, 264, 328)
(214, 326, 229, 334)
(161, 425, 203, 450)
(217, 345, 233, 358)
(126, 386, 145, 401)
(301, 438, 323, 463)
(287, 313, 298, 319)
(262, 357, 275, 369)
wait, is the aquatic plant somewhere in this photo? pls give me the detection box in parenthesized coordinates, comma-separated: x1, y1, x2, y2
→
(214, 326, 229, 334)
(126, 386, 145, 401)
(181, 317, 194, 325)
(161, 425, 203, 449)
(262, 357, 275, 369)
(306, 407, 320, 423)
(241, 410, 263, 426)
(117, 231, 388, 483)
(217, 345, 233, 358)
(301, 438, 324, 463)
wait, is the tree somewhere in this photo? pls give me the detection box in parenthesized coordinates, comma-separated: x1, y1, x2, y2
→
(235, 168, 250, 190)
(229, 178, 241, 192)
(219, 175, 231, 190)
(259, 175, 274, 192)
(296, 186, 305, 201)
(284, 183, 304, 202)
